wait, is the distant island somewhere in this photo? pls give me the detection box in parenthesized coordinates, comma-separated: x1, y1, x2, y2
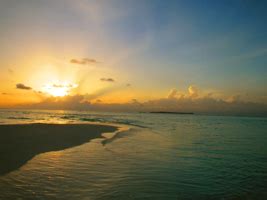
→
(149, 111, 194, 115)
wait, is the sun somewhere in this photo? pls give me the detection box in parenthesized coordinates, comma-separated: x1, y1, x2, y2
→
(44, 87, 68, 97)
(42, 82, 78, 97)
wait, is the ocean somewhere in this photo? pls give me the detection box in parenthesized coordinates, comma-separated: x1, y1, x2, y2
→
(0, 109, 266, 199)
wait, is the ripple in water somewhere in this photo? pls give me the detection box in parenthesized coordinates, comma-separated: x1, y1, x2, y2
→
(0, 110, 266, 199)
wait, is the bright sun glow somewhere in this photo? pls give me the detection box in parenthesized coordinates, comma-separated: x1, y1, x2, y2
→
(42, 82, 78, 97)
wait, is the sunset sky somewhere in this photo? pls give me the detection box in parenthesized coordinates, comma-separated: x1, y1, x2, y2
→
(0, 0, 266, 115)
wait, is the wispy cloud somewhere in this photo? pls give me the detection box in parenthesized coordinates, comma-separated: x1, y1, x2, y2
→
(8, 69, 14, 75)
(70, 58, 99, 65)
(16, 83, 32, 90)
(231, 48, 267, 62)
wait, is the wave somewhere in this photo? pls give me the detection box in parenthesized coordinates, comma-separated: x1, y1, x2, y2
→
(7, 117, 31, 120)
(101, 127, 137, 146)
(79, 117, 147, 128)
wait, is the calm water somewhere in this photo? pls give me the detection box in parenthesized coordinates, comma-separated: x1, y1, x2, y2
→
(0, 109, 266, 199)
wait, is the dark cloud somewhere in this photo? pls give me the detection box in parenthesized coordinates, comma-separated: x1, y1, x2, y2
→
(70, 58, 98, 65)
(100, 78, 115, 82)
(126, 83, 131, 87)
(16, 83, 32, 90)
(131, 99, 143, 106)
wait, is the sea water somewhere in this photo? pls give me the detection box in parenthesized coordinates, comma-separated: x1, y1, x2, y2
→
(0, 109, 266, 199)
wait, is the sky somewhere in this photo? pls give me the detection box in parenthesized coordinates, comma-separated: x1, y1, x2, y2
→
(0, 0, 266, 116)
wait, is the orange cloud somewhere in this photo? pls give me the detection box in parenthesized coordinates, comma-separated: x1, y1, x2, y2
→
(188, 85, 198, 98)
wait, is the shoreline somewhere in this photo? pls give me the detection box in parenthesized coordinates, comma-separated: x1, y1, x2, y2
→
(0, 123, 118, 175)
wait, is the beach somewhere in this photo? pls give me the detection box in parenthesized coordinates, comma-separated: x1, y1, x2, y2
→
(0, 123, 117, 175)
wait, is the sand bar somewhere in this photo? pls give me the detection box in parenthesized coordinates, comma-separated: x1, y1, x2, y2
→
(0, 123, 117, 175)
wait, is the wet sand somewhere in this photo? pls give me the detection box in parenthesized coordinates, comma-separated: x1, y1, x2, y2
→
(0, 123, 117, 175)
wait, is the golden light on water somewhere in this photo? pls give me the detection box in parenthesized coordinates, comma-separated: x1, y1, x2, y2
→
(42, 82, 78, 97)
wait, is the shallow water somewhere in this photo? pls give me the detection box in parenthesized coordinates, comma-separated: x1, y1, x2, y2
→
(0, 109, 266, 199)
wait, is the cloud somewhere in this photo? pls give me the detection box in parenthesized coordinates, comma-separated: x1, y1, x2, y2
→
(16, 93, 267, 117)
(167, 88, 178, 99)
(13, 85, 267, 117)
(26, 95, 88, 110)
(167, 86, 199, 99)
(100, 78, 115, 82)
(16, 83, 32, 90)
(8, 69, 14, 75)
(84, 87, 115, 100)
(226, 94, 242, 103)
(188, 85, 198, 98)
(35, 91, 43, 94)
(131, 99, 143, 106)
(70, 58, 98, 65)
(52, 84, 74, 88)
(142, 96, 267, 117)
(126, 83, 131, 87)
